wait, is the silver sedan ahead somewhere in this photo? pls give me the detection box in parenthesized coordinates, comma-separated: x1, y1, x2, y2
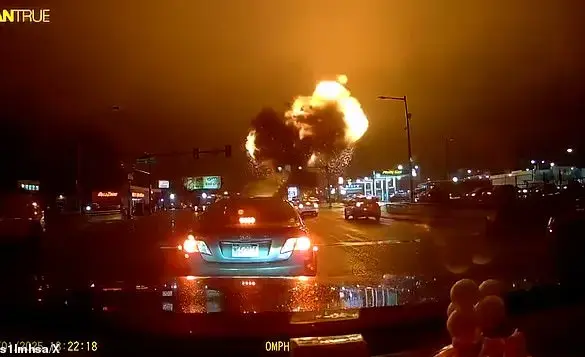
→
(178, 197, 318, 277)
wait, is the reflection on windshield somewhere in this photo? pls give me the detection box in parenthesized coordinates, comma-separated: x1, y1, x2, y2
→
(164, 277, 411, 314)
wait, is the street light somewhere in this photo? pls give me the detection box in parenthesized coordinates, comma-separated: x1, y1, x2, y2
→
(397, 164, 404, 170)
(566, 148, 573, 153)
(378, 95, 414, 203)
(530, 160, 536, 164)
(550, 162, 555, 167)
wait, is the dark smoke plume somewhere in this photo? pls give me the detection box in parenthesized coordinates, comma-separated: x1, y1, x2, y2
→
(249, 104, 348, 169)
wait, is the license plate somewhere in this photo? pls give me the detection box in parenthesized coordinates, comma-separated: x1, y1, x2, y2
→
(232, 244, 259, 258)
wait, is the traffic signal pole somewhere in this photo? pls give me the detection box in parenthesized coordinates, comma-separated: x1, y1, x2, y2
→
(131, 145, 232, 215)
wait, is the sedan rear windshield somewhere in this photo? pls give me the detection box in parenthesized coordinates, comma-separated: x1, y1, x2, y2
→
(200, 198, 299, 226)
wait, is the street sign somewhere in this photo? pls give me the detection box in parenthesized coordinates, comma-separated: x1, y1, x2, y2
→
(127, 173, 134, 181)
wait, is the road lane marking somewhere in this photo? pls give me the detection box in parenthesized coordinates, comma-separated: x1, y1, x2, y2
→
(317, 238, 420, 247)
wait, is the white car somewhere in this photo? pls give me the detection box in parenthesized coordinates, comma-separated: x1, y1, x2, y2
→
(292, 199, 319, 217)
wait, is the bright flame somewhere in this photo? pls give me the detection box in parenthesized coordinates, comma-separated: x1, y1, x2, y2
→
(246, 130, 257, 159)
(286, 75, 369, 143)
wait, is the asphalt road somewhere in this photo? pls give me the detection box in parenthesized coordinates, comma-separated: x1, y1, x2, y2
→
(307, 208, 555, 281)
(1, 208, 559, 286)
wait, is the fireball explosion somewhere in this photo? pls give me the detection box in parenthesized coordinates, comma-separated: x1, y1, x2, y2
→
(245, 75, 369, 173)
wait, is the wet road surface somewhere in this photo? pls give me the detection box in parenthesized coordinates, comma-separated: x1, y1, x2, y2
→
(1, 208, 558, 285)
(307, 208, 556, 281)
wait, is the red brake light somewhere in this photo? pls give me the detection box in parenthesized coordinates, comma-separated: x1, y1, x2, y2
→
(281, 236, 312, 254)
(182, 234, 211, 255)
(295, 237, 311, 251)
(183, 236, 197, 253)
(239, 217, 256, 224)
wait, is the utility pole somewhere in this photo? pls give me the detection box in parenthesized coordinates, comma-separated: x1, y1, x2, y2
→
(136, 153, 156, 215)
(403, 96, 414, 204)
(76, 142, 82, 213)
(127, 171, 133, 219)
(148, 159, 153, 215)
(325, 165, 332, 208)
(445, 137, 455, 180)
(377, 95, 414, 203)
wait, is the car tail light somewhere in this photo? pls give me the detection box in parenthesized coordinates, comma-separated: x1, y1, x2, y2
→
(183, 234, 211, 255)
(239, 216, 256, 224)
(296, 237, 311, 251)
(281, 236, 311, 254)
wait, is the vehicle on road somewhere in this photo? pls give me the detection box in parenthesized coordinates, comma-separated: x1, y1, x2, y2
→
(291, 198, 319, 217)
(389, 191, 410, 203)
(179, 196, 317, 276)
(344, 196, 381, 221)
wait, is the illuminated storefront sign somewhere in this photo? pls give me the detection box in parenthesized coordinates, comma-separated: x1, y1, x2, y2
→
(20, 183, 39, 191)
(343, 183, 365, 194)
(132, 192, 145, 198)
(97, 192, 118, 197)
(381, 170, 404, 176)
(18, 180, 40, 192)
(287, 186, 299, 201)
(158, 180, 170, 189)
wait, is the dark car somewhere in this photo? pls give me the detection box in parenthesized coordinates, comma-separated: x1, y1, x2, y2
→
(344, 197, 381, 221)
(179, 197, 317, 276)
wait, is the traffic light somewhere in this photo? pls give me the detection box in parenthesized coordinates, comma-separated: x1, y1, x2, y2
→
(193, 148, 199, 159)
(225, 145, 232, 158)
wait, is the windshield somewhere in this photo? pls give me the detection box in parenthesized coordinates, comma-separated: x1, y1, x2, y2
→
(3, 3, 585, 355)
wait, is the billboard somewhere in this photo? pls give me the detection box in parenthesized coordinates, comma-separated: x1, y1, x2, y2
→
(158, 180, 170, 189)
(183, 176, 222, 191)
